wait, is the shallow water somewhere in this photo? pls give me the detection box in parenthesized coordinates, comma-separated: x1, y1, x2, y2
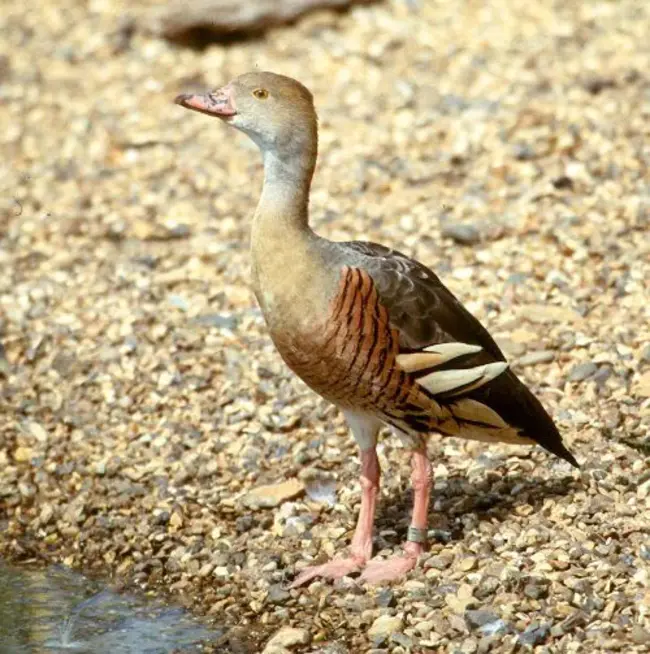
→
(0, 562, 222, 653)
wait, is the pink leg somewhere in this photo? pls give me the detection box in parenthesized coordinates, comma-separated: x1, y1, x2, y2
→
(290, 448, 380, 587)
(360, 448, 431, 584)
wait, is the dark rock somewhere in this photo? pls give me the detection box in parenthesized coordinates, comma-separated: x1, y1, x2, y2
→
(226, 626, 258, 654)
(50, 352, 77, 376)
(428, 528, 453, 543)
(550, 623, 566, 638)
(568, 362, 598, 382)
(571, 579, 593, 595)
(474, 576, 500, 599)
(235, 514, 255, 533)
(583, 75, 617, 94)
(192, 313, 239, 330)
(267, 583, 291, 604)
(593, 366, 612, 384)
(132, 254, 158, 269)
(389, 633, 413, 648)
(465, 609, 500, 630)
(144, 0, 376, 41)
(441, 223, 481, 245)
(0, 342, 8, 376)
(512, 143, 536, 160)
(523, 579, 549, 600)
(582, 596, 604, 613)
(375, 589, 396, 608)
(518, 622, 551, 646)
(153, 510, 170, 525)
(426, 554, 453, 570)
(166, 224, 191, 239)
(478, 635, 497, 653)
(552, 175, 574, 190)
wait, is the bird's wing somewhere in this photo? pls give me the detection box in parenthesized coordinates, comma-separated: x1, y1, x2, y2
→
(337, 241, 578, 467)
(340, 240, 505, 355)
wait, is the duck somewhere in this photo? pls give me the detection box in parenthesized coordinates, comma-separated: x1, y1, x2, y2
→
(175, 72, 578, 586)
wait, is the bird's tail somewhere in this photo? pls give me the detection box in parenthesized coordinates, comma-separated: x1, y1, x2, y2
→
(395, 342, 578, 467)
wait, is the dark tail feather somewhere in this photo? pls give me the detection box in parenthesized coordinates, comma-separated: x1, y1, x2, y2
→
(468, 369, 579, 468)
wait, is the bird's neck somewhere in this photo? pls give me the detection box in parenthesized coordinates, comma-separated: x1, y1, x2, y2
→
(250, 135, 329, 323)
(251, 138, 317, 256)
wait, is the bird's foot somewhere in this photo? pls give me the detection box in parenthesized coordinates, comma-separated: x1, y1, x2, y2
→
(290, 554, 366, 588)
(359, 542, 425, 584)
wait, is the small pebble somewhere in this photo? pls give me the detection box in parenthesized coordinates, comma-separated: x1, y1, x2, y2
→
(375, 589, 396, 608)
(465, 609, 501, 630)
(263, 627, 310, 652)
(441, 223, 481, 245)
(267, 583, 291, 604)
(568, 361, 598, 382)
(368, 615, 403, 645)
(517, 350, 555, 366)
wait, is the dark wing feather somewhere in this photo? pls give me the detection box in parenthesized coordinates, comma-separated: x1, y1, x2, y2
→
(341, 241, 504, 356)
(340, 240, 578, 467)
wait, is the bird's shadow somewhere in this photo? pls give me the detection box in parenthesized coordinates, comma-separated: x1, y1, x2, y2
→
(277, 464, 580, 586)
(371, 467, 581, 547)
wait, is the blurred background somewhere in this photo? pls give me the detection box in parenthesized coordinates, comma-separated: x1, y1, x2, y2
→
(1, 0, 649, 652)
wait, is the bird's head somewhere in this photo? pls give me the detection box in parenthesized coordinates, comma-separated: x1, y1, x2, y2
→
(175, 71, 318, 160)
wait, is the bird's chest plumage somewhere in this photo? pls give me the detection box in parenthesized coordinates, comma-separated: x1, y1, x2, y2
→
(265, 266, 413, 414)
(251, 237, 350, 400)
(254, 272, 343, 401)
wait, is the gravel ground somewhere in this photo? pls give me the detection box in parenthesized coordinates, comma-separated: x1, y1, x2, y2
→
(1, 1, 650, 652)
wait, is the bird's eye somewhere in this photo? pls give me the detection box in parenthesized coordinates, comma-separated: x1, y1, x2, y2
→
(252, 88, 269, 100)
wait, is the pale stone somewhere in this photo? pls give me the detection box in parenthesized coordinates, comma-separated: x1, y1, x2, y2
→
(242, 478, 305, 509)
(14, 447, 32, 463)
(521, 304, 583, 324)
(263, 627, 310, 652)
(368, 614, 404, 641)
(27, 421, 48, 443)
(633, 371, 650, 398)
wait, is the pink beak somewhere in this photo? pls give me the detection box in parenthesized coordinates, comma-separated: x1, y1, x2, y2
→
(174, 85, 236, 118)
